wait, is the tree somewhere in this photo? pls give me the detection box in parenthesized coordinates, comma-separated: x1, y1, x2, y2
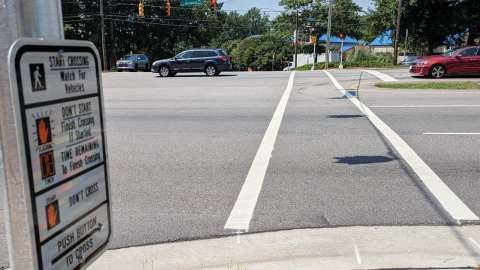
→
(330, 0, 363, 38)
(365, 0, 396, 39)
(278, 0, 363, 42)
(457, 0, 480, 45)
(401, 0, 466, 54)
(232, 34, 293, 71)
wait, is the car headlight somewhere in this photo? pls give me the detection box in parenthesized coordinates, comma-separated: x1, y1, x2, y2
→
(417, 61, 427, 66)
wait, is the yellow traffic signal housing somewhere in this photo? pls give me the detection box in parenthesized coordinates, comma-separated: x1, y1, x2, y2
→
(210, 0, 217, 14)
(166, 0, 171, 16)
(138, 1, 145, 17)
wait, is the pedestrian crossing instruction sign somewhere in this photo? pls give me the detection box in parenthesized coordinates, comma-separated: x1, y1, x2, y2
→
(6, 39, 111, 270)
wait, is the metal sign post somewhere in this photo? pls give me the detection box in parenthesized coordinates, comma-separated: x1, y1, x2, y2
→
(1, 2, 112, 269)
(338, 37, 344, 69)
(2, 39, 111, 270)
(3, 38, 112, 270)
(1, 1, 66, 269)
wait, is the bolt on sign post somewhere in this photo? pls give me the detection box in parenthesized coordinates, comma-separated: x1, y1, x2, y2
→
(2, 38, 112, 270)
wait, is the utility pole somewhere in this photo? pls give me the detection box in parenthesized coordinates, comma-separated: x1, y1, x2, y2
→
(110, 19, 116, 68)
(325, 0, 333, 69)
(1, 2, 64, 269)
(100, 0, 107, 70)
(272, 52, 275, 71)
(405, 28, 409, 56)
(393, 0, 402, 65)
(294, 1, 299, 69)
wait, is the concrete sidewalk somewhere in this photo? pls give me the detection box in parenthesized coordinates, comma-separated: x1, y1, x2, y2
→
(89, 226, 480, 270)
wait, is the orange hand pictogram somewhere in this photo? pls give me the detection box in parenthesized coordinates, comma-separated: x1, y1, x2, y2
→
(47, 204, 58, 228)
(38, 119, 49, 144)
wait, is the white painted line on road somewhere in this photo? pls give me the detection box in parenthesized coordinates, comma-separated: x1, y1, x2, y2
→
(353, 242, 362, 265)
(323, 70, 479, 222)
(363, 69, 398, 82)
(371, 105, 480, 108)
(469, 237, 480, 251)
(424, 132, 480, 135)
(224, 71, 296, 232)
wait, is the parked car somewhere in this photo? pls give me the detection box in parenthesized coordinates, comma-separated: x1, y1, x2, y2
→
(400, 56, 417, 65)
(116, 54, 150, 72)
(409, 46, 480, 78)
(151, 49, 232, 77)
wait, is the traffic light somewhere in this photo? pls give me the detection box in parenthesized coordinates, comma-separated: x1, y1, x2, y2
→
(166, 0, 171, 16)
(138, 0, 145, 17)
(210, 0, 216, 15)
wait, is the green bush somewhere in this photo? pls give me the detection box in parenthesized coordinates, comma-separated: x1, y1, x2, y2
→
(293, 64, 313, 71)
(344, 49, 394, 68)
(293, 50, 396, 70)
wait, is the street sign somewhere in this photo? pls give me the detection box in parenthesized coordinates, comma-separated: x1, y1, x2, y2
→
(311, 36, 317, 44)
(6, 39, 111, 270)
(180, 0, 203, 6)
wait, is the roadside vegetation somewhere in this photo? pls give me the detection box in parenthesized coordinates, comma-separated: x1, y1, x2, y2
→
(294, 49, 396, 70)
(375, 82, 480, 90)
(63, 0, 480, 71)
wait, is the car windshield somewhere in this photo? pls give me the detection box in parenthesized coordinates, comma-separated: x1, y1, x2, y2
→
(442, 48, 461, 56)
(121, 55, 134, 60)
(2, 2, 480, 270)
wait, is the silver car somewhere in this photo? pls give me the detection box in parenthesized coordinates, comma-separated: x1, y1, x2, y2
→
(116, 54, 150, 72)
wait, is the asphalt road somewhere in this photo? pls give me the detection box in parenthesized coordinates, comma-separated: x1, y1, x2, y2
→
(1, 68, 480, 268)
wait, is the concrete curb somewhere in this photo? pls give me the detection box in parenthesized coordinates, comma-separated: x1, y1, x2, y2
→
(88, 226, 480, 270)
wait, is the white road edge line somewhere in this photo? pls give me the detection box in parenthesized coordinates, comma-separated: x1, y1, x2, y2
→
(469, 237, 480, 251)
(323, 70, 479, 222)
(371, 105, 480, 108)
(353, 242, 362, 265)
(363, 69, 398, 82)
(424, 132, 480, 135)
(224, 71, 296, 232)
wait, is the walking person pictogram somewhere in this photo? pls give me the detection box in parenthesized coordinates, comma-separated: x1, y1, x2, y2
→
(29, 63, 46, 91)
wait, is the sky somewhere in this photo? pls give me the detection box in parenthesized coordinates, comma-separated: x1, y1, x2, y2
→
(221, 0, 373, 15)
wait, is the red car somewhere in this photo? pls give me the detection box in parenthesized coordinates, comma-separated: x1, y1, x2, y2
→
(409, 46, 480, 78)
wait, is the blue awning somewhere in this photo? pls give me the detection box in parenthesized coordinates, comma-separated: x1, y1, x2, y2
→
(341, 45, 354, 52)
(318, 34, 359, 44)
(369, 30, 393, 46)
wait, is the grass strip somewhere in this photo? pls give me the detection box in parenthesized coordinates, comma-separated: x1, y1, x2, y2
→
(375, 81, 480, 90)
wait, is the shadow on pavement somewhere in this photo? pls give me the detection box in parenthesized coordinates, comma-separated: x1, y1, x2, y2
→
(329, 96, 348, 99)
(333, 155, 396, 165)
(327, 114, 364, 119)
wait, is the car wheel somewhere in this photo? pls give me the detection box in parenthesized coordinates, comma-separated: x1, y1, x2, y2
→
(430, 65, 446, 78)
(159, 66, 171, 77)
(205, 65, 217, 77)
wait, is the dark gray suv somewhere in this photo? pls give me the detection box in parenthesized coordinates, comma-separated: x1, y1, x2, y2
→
(151, 49, 232, 77)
